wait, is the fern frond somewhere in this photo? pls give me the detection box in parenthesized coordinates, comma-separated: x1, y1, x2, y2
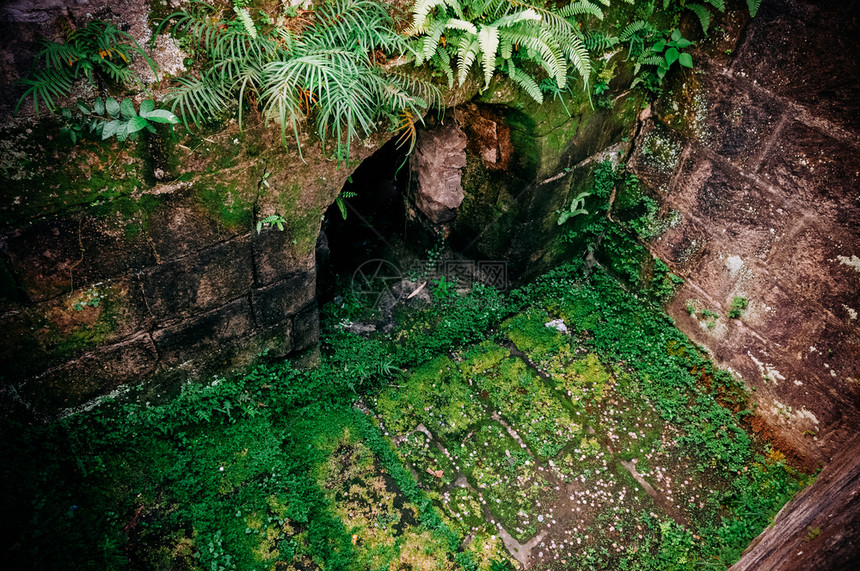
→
(211, 31, 275, 84)
(530, 6, 583, 39)
(506, 62, 543, 103)
(456, 35, 480, 85)
(500, 24, 567, 88)
(314, 67, 380, 157)
(36, 40, 82, 70)
(385, 69, 443, 111)
(260, 61, 304, 150)
(702, 0, 726, 12)
(555, 28, 591, 85)
(637, 55, 665, 67)
(746, 0, 762, 17)
(619, 20, 654, 41)
(395, 110, 418, 153)
(99, 59, 138, 85)
(274, 27, 298, 52)
(477, 24, 499, 88)
(687, 3, 712, 33)
(14, 68, 74, 115)
(234, 60, 265, 128)
(413, 0, 457, 30)
(311, 0, 403, 54)
(162, 8, 224, 56)
(492, 8, 541, 28)
(584, 32, 619, 52)
(165, 73, 231, 130)
(430, 48, 455, 87)
(558, 0, 604, 21)
(79, 20, 157, 78)
(499, 35, 513, 60)
(418, 19, 447, 62)
(233, 6, 258, 39)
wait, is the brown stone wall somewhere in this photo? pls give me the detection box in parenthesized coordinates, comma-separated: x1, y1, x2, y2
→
(0, 160, 325, 416)
(629, 0, 860, 467)
(0, 0, 388, 416)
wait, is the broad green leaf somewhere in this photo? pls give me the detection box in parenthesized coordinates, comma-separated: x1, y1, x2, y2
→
(77, 101, 91, 115)
(120, 98, 136, 120)
(671, 29, 682, 41)
(653, 41, 666, 52)
(105, 97, 120, 118)
(146, 123, 156, 133)
(675, 38, 693, 48)
(126, 116, 149, 134)
(145, 109, 180, 124)
(116, 122, 129, 142)
(665, 47, 680, 66)
(94, 97, 105, 115)
(102, 119, 121, 140)
(139, 99, 154, 117)
(679, 52, 694, 68)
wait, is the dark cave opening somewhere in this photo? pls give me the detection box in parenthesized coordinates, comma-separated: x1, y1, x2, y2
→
(317, 138, 427, 303)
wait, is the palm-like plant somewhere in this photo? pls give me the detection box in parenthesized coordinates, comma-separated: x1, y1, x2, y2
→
(15, 21, 158, 116)
(158, 0, 441, 161)
(408, 0, 602, 103)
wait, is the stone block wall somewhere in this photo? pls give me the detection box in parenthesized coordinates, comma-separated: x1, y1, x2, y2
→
(628, 0, 860, 467)
(0, 176, 321, 415)
(0, 0, 395, 417)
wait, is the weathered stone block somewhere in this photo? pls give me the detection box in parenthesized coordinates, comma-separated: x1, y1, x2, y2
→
(456, 104, 514, 170)
(409, 122, 468, 224)
(765, 222, 860, 319)
(19, 333, 158, 414)
(701, 82, 784, 170)
(758, 121, 860, 228)
(141, 236, 253, 323)
(251, 272, 315, 329)
(732, 10, 860, 134)
(647, 214, 710, 269)
(291, 303, 319, 353)
(151, 297, 256, 372)
(146, 190, 240, 262)
(666, 153, 788, 235)
(629, 119, 687, 194)
(730, 434, 860, 571)
(253, 322, 294, 362)
(453, 153, 523, 258)
(1, 215, 155, 302)
(654, 70, 785, 173)
(252, 227, 316, 286)
(1, 278, 150, 382)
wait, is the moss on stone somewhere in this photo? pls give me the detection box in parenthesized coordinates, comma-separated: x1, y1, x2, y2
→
(196, 181, 254, 231)
(0, 121, 162, 232)
(264, 183, 326, 259)
(13, 282, 139, 365)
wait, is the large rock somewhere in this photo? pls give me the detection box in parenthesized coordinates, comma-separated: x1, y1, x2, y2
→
(409, 121, 468, 224)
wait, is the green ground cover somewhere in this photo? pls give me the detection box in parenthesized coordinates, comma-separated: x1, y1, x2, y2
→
(0, 265, 811, 570)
